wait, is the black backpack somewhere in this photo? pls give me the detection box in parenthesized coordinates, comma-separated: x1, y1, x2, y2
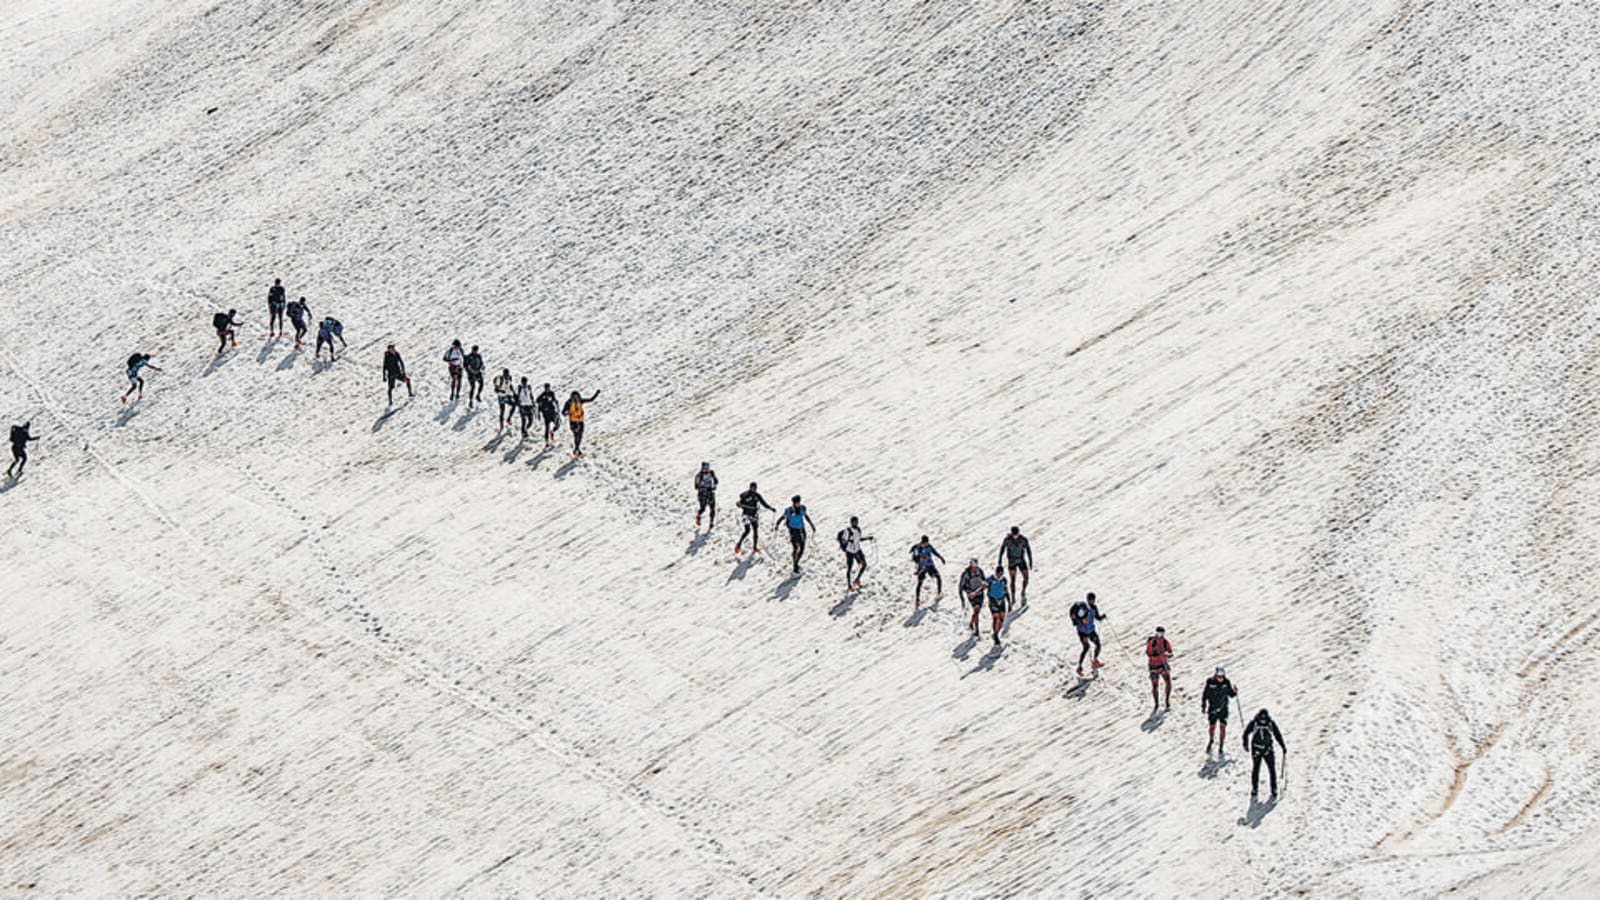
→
(9, 425, 24, 444)
(212, 312, 230, 330)
(126, 353, 143, 369)
(836, 529, 850, 551)
(1070, 603, 1087, 626)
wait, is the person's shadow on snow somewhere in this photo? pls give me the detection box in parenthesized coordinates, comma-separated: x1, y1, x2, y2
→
(0, 474, 21, 494)
(952, 634, 978, 661)
(829, 590, 857, 618)
(311, 358, 334, 375)
(1237, 795, 1278, 828)
(527, 445, 554, 471)
(435, 400, 459, 424)
(1064, 675, 1095, 700)
(1001, 604, 1028, 637)
(115, 407, 139, 428)
(256, 337, 279, 364)
(452, 407, 480, 432)
(1199, 756, 1235, 780)
(553, 458, 579, 479)
(726, 554, 757, 584)
(203, 353, 233, 377)
(903, 607, 930, 628)
(276, 349, 300, 371)
(770, 572, 800, 602)
(685, 531, 710, 557)
(1141, 709, 1167, 732)
(962, 643, 1004, 678)
(372, 406, 402, 433)
(482, 432, 507, 453)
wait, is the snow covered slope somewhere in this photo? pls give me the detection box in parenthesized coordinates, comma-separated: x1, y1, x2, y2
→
(4, 0, 1600, 894)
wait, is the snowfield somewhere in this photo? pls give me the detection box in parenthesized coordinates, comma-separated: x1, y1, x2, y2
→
(4, 0, 1600, 895)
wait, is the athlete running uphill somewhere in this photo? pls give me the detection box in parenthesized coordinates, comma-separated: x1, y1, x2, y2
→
(909, 536, 945, 608)
(493, 369, 515, 431)
(1146, 626, 1173, 711)
(563, 389, 600, 457)
(778, 496, 816, 573)
(694, 462, 718, 528)
(837, 517, 872, 590)
(267, 278, 287, 337)
(443, 340, 466, 402)
(515, 378, 537, 438)
(1242, 709, 1287, 800)
(212, 309, 241, 355)
(537, 384, 559, 444)
(997, 526, 1033, 608)
(984, 568, 1008, 646)
(7, 422, 34, 479)
(1202, 667, 1238, 755)
(464, 346, 485, 405)
(121, 353, 161, 404)
(735, 483, 775, 554)
(959, 559, 987, 636)
(1070, 592, 1106, 676)
(382, 344, 413, 405)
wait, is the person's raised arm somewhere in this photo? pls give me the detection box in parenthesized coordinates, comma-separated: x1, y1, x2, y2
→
(582, 389, 600, 403)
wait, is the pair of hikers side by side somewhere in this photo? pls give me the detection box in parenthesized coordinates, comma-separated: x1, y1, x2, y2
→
(265, 278, 312, 348)
(499, 376, 562, 446)
(442, 340, 485, 405)
(958, 559, 1009, 647)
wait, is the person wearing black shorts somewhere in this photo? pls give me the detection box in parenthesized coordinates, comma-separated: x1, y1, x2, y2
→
(537, 384, 559, 444)
(779, 496, 815, 573)
(959, 559, 986, 636)
(464, 345, 485, 405)
(984, 569, 1008, 646)
(382, 344, 413, 405)
(909, 536, 945, 608)
(694, 462, 718, 528)
(735, 483, 775, 553)
(1201, 667, 1238, 755)
(997, 526, 1033, 608)
(267, 278, 287, 337)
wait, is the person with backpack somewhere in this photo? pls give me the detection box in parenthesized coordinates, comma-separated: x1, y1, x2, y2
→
(537, 384, 560, 444)
(959, 559, 987, 636)
(838, 516, 872, 590)
(1070, 592, 1106, 676)
(267, 278, 287, 337)
(984, 568, 1009, 646)
(464, 345, 485, 405)
(1241, 708, 1287, 800)
(997, 526, 1033, 608)
(382, 344, 413, 405)
(1202, 666, 1238, 755)
(121, 353, 161, 404)
(694, 462, 719, 528)
(563, 389, 600, 457)
(909, 536, 945, 608)
(1146, 626, 1173, 711)
(7, 422, 34, 478)
(515, 377, 538, 439)
(286, 297, 311, 350)
(735, 482, 775, 554)
(778, 495, 816, 573)
(213, 309, 241, 355)
(493, 369, 516, 431)
(316, 316, 346, 361)
(442, 340, 466, 402)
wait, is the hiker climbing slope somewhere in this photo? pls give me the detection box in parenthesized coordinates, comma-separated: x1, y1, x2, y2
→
(7, 422, 34, 478)
(909, 536, 945, 608)
(1202, 667, 1238, 756)
(1070, 592, 1105, 676)
(267, 278, 287, 337)
(778, 495, 816, 573)
(1242, 708, 1287, 800)
(997, 526, 1033, 608)
(735, 483, 775, 554)
(959, 559, 987, 636)
(694, 462, 718, 529)
(563, 389, 600, 457)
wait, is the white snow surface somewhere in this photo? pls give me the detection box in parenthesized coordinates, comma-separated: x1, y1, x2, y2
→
(4, 0, 1600, 895)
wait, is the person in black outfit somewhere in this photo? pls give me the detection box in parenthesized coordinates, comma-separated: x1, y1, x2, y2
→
(694, 462, 718, 528)
(1201, 667, 1238, 755)
(382, 344, 413, 405)
(464, 345, 485, 405)
(1242, 708, 1286, 799)
(958, 559, 987, 636)
(7, 422, 34, 478)
(267, 278, 287, 336)
(286, 297, 311, 349)
(997, 526, 1033, 608)
(734, 482, 774, 554)
(213, 309, 241, 355)
(536, 383, 559, 444)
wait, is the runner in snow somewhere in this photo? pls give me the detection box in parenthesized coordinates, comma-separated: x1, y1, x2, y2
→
(286, 297, 311, 349)
(267, 278, 287, 337)
(778, 495, 816, 573)
(515, 377, 537, 439)
(694, 462, 718, 528)
(464, 345, 485, 406)
(735, 482, 775, 554)
(121, 353, 161, 404)
(837, 516, 872, 590)
(1242, 708, 1287, 800)
(316, 316, 346, 361)
(1202, 666, 1238, 755)
(212, 308, 241, 355)
(443, 340, 466, 402)
(382, 344, 413, 405)
(909, 536, 945, 608)
(1070, 592, 1106, 676)
(562, 388, 600, 457)
(984, 568, 1009, 646)
(493, 368, 516, 431)
(997, 526, 1033, 608)
(536, 384, 559, 445)
(959, 559, 987, 636)
(7, 422, 34, 479)
(1146, 626, 1173, 711)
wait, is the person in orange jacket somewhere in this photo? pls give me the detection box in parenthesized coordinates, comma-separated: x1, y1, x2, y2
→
(562, 388, 600, 457)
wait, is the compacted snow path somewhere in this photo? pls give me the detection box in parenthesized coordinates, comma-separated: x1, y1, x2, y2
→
(4, 0, 1600, 895)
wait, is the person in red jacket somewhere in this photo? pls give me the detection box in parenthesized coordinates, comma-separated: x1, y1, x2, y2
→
(1146, 626, 1173, 712)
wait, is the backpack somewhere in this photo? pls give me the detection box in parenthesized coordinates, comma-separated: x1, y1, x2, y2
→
(212, 312, 230, 330)
(10, 425, 24, 444)
(1146, 636, 1169, 659)
(1070, 603, 1087, 627)
(786, 507, 805, 529)
(328, 318, 343, 336)
(836, 529, 850, 551)
(127, 353, 143, 370)
(986, 576, 1007, 599)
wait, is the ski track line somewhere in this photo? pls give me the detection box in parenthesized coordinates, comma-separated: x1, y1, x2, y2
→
(233, 461, 765, 895)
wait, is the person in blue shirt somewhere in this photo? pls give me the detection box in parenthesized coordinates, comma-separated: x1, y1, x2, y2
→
(909, 536, 945, 608)
(316, 316, 346, 361)
(984, 569, 1009, 646)
(1070, 592, 1106, 676)
(777, 495, 816, 573)
(121, 353, 162, 404)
